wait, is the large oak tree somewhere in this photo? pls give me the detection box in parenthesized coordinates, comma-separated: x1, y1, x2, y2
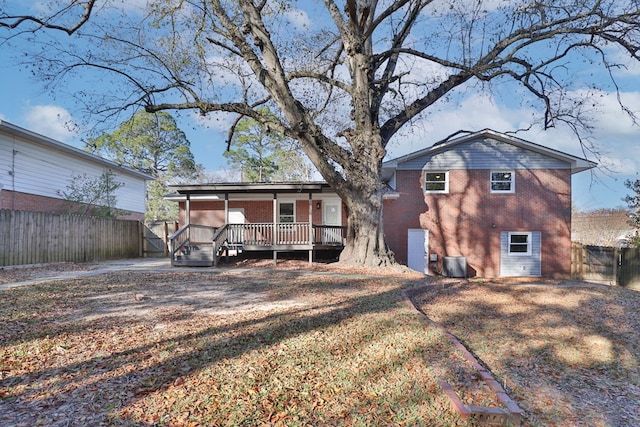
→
(1, 0, 639, 266)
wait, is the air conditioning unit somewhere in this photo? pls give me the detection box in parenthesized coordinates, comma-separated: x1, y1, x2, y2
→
(443, 256, 467, 278)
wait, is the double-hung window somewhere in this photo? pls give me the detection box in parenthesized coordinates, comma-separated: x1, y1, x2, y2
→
(508, 232, 531, 256)
(424, 171, 449, 193)
(491, 170, 514, 193)
(278, 202, 295, 223)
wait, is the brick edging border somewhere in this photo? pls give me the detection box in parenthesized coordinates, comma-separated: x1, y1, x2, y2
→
(402, 284, 523, 426)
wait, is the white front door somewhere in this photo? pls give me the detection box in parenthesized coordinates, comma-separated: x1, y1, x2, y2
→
(407, 229, 429, 274)
(227, 208, 245, 251)
(322, 201, 341, 243)
(228, 208, 245, 224)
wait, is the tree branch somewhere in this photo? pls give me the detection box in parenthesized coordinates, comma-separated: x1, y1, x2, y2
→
(0, 0, 97, 35)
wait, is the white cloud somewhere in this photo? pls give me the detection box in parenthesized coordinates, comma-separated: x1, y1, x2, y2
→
(100, 0, 149, 13)
(386, 92, 527, 157)
(285, 8, 312, 31)
(190, 110, 236, 134)
(22, 105, 78, 142)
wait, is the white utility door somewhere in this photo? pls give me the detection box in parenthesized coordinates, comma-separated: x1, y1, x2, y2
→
(407, 229, 429, 274)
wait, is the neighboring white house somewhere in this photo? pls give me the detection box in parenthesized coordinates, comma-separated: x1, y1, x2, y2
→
(0, 120, 153, 220)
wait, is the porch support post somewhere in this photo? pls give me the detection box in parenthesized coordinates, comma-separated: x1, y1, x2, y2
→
(224, 193, 229, 224)
(185, 193, 191, 241)
(272, 193, 277, 255)
(185, 193, 191, 226)
(308, 192, 313, 264)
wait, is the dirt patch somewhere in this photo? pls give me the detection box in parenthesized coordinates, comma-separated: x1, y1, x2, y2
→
(0, 262, 100, 285)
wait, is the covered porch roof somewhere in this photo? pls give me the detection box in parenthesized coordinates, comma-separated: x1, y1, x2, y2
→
(166, 181, 335, 200)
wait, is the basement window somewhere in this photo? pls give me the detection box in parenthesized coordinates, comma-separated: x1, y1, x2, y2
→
(508, 232, 531, 256)
(424, 171, 449, 193)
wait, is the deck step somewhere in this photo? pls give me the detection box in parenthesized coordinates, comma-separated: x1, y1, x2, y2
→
(174, 246, 215, 267)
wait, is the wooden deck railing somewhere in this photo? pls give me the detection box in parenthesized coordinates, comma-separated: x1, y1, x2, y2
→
(168, 224, 219, 265)
(169, 222, 346, 266)
(227, 223, 346, 246)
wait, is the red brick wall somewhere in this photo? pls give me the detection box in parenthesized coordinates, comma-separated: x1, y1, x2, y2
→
(179, 199, 328, 225)
(383, 168, 572, 278)
(0, 189, 144, 221)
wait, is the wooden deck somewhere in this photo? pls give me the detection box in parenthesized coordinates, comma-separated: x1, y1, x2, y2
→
(169, 223, 345, 267)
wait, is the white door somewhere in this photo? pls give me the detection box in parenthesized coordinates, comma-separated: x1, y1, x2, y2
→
(322, 201, 341, 243)
(228, 208, 245, 224)
(407, 229, 429, 274)
(227, 208, 245, 250)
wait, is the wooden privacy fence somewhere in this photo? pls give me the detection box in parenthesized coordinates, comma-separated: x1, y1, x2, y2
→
(571, 242, 640, 287)
(0, 209, 143, 267)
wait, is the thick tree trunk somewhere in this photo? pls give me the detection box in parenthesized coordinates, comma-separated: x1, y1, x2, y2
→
(335, 145, 397, 267)
(339, 188, 396, 267)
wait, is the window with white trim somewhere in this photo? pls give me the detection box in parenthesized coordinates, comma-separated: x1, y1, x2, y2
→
(491, 170, 514, 193)
(424, 171, 449, 193)
(278, 202, 295, 223)
(508, 232, 531, 256)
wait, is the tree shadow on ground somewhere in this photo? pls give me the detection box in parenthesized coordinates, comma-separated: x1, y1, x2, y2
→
(414, 281, 640, 427)
(0, 269, 461, 426)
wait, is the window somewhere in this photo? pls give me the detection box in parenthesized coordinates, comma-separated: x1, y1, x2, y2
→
(424, 171, 448, 193)
(278, 202, 295, 223)
(491, 170, 514, 193)
(508, 232, 531, 256)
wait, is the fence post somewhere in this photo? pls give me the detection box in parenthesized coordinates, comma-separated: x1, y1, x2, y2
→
(164, 221, 169, 257)
(613, 247, 619, 286)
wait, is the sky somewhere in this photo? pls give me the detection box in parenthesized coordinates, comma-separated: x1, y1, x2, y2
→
(0, 1, 639, 212)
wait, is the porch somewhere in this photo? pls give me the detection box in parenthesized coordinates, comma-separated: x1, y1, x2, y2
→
(165, 181, 346, 267)
(169, 222, 346, 267)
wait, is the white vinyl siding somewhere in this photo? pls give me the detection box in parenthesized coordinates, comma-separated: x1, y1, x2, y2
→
(1, 128, 149, 213)
(500, 231, 541, 276)
(400, 137, 571, 171)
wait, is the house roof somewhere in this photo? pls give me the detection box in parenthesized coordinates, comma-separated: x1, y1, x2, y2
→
(381, 129, 597, 179)
(167, 181, 334, 197)
(0, 120, 154, 181)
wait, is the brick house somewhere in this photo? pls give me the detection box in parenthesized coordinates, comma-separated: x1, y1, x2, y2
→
(0, 120, 152, 220)
(168, 129, 594, 276)
(381, 129, 595, 277)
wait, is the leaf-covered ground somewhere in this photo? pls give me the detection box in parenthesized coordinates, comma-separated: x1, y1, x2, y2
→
(415, 280, 640, 427)
(1, 267, 460, 426)
(1, 263, 639, 426)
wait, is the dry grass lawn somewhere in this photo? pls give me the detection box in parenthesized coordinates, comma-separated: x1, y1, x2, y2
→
(415, 280, 640, 426)
(1, 263, 639, 426)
